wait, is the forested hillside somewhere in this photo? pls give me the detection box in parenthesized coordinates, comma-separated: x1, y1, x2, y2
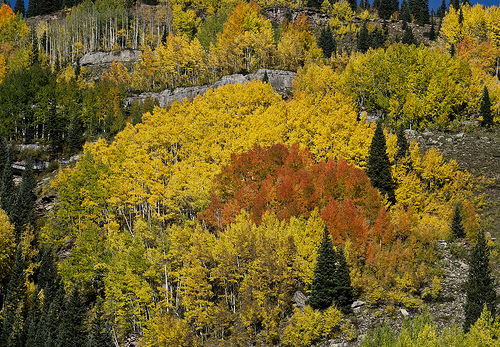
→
(0, 0, 499, 345)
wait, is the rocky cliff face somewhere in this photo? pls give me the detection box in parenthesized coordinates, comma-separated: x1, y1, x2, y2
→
(79, 49, 141, 66)
(127, 69, 297, 107)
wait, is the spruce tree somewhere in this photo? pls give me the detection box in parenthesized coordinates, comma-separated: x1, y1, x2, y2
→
(1, 245, 26, 347)
(1, 146, 17, 221)
(348, 0, 357, 11)
(309, 226, 337, 310)
(12, 156, 36, 233)
(357, 22, 370, 53)
(429, 19, 437, 40)
(318, 26, 336, 58)
(366, 121, 396, 204)
(401, 0, 411, 28)
(450, 0, 459, 10)
(395, 125, 410, 161)
(262, 70, 269, 83)
(67, 113, 83, 154)
(88, 299, 114, 347)
(463, 230, 497, 333)
(402, 25, 417, 45)
(378, 0, 393, 20)
(450, 204, 466, 239)
(480, 85, 493, 127)
(56, 286, 88, 347)
(13, 0, 24, 15)
(307, 0, 322, 10)
(436, 0, 446, 17)
(48, 104, 64, 155)
(333, 247, 354, 313)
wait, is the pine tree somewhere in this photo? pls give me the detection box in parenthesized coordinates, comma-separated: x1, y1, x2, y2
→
(1, 245, 27, 347)
(318, 26, 336, 58)
(402, 25, 417, 45)
(88, 299, 114, 347)
(395, 125, 410, 161)
(463, 230, 497, 333)
(309, 226, 337, 310)
(378, 0, 393, 19)
(262, 70, 269, 83)
(366, 121, 396, 204)
(307, 0, 322, 10)
(56, 286, 88, 347)
(333, 247, 354, 313)
(357, 22, 370, 53)
(480, 86, 493, 127)
(450, 43, 456, 56)
(67, 113, 83, 154)
(12, 156, 36, 233)
(450, 204, 466, 239)
(348, 0, 357, 11)
(26, 0, 38, 17)
(1, 146, 17, 221)
(429, 19, 437, 40)
(48, 104, 64, 155)
(0, 136, 7, 174)
(450, 0, 459, 10)
(436, 0, 446, 17)
(401, 0, 411, 29)
(13, 0, 24, 15)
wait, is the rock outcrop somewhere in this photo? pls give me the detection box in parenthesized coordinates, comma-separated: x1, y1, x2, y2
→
(127, 69, 296, 108)
(79, 49, 141, 66)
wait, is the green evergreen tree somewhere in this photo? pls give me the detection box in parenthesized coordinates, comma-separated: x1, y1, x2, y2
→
(307, 0, 322, 10)
(88, 299, 114, 347)
(357, 22, 370, 53)
(450, 0, 459, 10)
(450, 204, 466, 239)
(67, 113, 84, 154)
(48, 104, 64, 155)
(429, 18, 437, 40)
(348, 0, 357, 11)
(370, 27, 384, 49)
(262, 70, 269, 83)
(24, 288, 42, 347)
(309, 226, 337, 310)
(378, 0, 393, 19)
(1, 245, 27, 347)
(0, 136, 7, 174)
(401, 0, 411, 28)
(450, 43, 456, 56)
(402, 25, 417, 45)
(56, 286, 88, 347)
(480, 85, 493, 127)
(12, 156, 36, 233)
(333, 247, 354, 313)
(395, 125, 410, 161)
(436, 0, 446, 17)
(13, 0, 24, 15)
(1, 146, 17, 221)
(26, 0, 39, 17)
(318, 26, 336, 58)
(366, 121, 396, 204)
(463, 230, 497, 333)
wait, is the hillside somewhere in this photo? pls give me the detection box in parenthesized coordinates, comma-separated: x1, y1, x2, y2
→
(1, 0, 500, 346)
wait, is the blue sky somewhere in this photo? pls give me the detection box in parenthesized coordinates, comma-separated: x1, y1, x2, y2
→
(17, 0, 500, 15)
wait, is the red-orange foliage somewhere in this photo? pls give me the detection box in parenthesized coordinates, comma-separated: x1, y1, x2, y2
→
(200, 144, 386, 246)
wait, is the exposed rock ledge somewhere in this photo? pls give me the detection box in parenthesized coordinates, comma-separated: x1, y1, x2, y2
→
(127, 69, 297, 108)
(80, 49, 141, 66)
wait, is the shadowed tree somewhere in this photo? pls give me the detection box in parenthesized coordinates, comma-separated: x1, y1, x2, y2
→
(366, 121, 396, 204)
(450, 204, 466, 239)
(463, 230, 497, 333)
(480, 86, 493, 127)
(309, 226, 337, 310)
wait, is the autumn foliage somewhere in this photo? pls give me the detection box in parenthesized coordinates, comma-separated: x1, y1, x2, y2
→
(201, 143, 382, 238)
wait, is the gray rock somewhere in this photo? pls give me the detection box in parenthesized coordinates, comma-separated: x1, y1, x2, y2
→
(291, 290, 308, 309)
(352, 300, 366, 308)
(127, 69, 297, 108)
(404, 129, 416, 137)
(400, 308, 409, 317)
(455, 132, 465, 138)
(80, 49, 141, 66)
(423, 131, 434, 137)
